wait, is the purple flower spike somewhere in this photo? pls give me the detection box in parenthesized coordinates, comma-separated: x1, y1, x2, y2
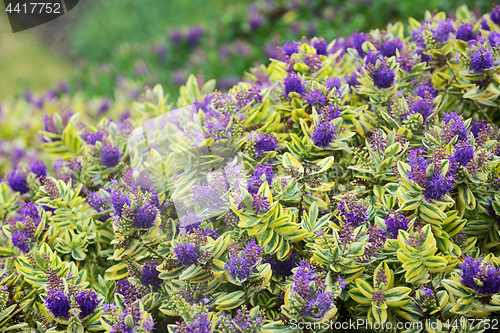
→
(373, 67, 395, 89)
(7, 171, 29, 194)
(283, 73, 305, 98)
(174, 243, 200, 267)
(101, 145, 121, 168)
(30, 160, 47, 178)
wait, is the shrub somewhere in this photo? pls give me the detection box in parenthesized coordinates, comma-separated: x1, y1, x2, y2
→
(2, 4, 500, 333)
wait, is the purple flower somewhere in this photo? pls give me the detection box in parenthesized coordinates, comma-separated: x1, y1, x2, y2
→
(180, 211, 203, 230)
(461, 256, 500, 295)
(380, 39, 403, 57)
(174, 244, 200, 267)
(41, 176, 60, 199)
(224, 241, 261, 281)
(491, 6, 500, 26)
(45, 291, 70, 318)
(471, 120, 488, 138)
(385, 212, 409, 239)
(346, 71, 361, 86)
(337, 193, 368, 227)
(247, 163, 274, 195)
(82, 130, 104, 145)
(411, 25, 426, 47)
(12, 231, 29, 253)
(417, 49, 432, 63)
(443, 112, 460, 123)
(283, 73, 305, 98)
(30, 160, 47, 178)
(101, 145, 121, 168)
(133, 203, 157, 229)
(225, 255, 251, 281)
(282, 40, 299, 57)
(141, 260, 162, 291)
(312, 122, 336, 147)
(43, 114, 60, 134)
(98, 99, 110, 114)
(290, 262, 333, 318)
(304, 292, 333, 319)
(363, 226, 387, 261)
(23, 202, 39, 219)
(169, 30, 183, 45)
(291, 262, 317, 297)
(352, 30, 367, 57)
(254, 134, 279, 159)
(375, 267, 388, 285)
(186, 314, 211, 333)
(251, 193, 270, 215)
(482, 20, 490, 31)
(191, 185, 225, 211)
(76, 289, 99, 318)
(423, 173, 455, 201)
(470, 47, 494, 73)
(456, 23, 475, 41)
(142, 317, 155, 331)
(193, 94, 213, 113)
(365, 50, 380, 66)
(115, 280, 140, 304)
(186, 26, 204, 47)
(103, 303, 116, 314)
(305, 90, 327, 107)
(111, 321, 134, 333)
(408, 149, 428, 186)
(324, 77, 341, 92)
(489, 31, 500, 47)
(320, 104, 341, 121)
(249, 14, 264, 31)
(461, 257, 482, 291)
(433, 19, 455, 43)
(421, 287, 434, 298)
(372, 290, 386, 306)
(410, 97, 433, 121)
(87, 192, 110, 222)
(370, 129, 387, 151)
(110, 190, 131, 218)
(416, 82, 438, 98)
(313, 38, 328, 55)
(7, 171, 28, 194)
(235, 86, 263, 109)
(451, 141, 474, 168)
(373, 67, 395, 89)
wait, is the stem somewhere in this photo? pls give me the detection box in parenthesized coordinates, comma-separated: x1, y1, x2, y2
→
(243, 282, 250, 308)
(298, 187, 304, 225)
(473, 100, 494, 124)
(429, 273, 444, 322)
(145, 244, 168, 261)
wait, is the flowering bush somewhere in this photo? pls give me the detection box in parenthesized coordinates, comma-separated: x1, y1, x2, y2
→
(4, 4, 500, 333)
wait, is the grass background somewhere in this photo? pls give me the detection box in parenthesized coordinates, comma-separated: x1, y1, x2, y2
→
(0, 14, 71, 98)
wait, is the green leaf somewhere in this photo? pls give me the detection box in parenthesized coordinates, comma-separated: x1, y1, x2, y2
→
(215, 291, 246, 310)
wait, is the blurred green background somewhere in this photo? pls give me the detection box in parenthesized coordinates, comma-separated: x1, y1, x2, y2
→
(0, 0, 496, 99)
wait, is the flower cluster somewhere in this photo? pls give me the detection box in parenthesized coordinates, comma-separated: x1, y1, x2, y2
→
(461, 257, 500, 295)
(224, 240, 262, 282)
(286, 262, 335, 319)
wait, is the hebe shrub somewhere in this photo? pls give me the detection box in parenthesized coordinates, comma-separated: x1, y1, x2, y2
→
(3, 4, 500, 333)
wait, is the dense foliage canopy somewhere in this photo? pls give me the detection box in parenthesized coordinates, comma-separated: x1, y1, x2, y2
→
(3, 4, 500, 333)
